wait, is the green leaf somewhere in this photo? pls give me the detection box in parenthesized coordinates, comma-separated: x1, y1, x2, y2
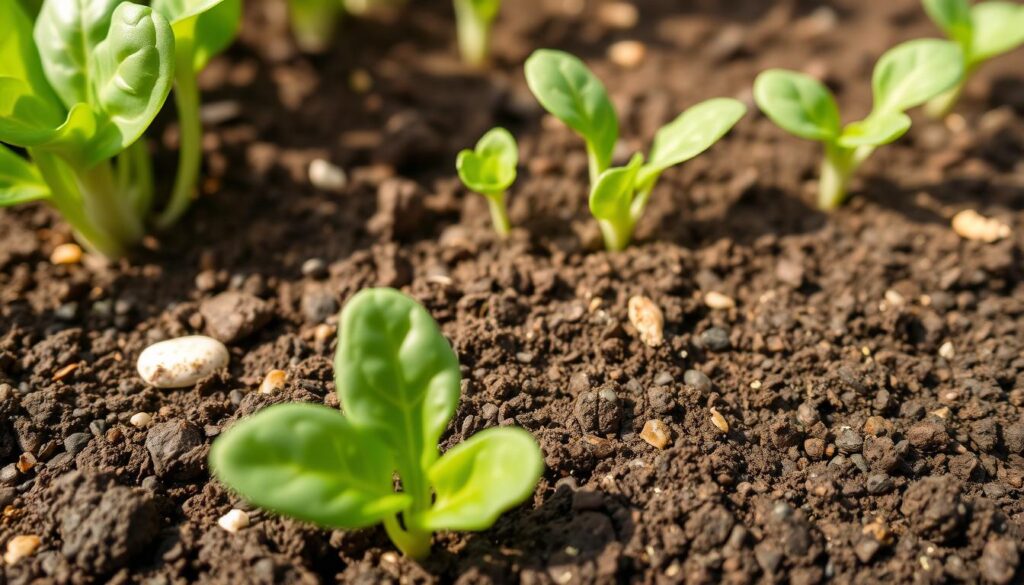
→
(837, 111, 911, 148)
(525, 49, 619, 175)
(0, 0, 63, 109)
(639, 97, 746, 188)
(872, 38, 964, 113)
(416, 427, 543, 532)
(463, 0, 501, 22)
(753, 69, 841, 142)
(88, 2, 176, 161)
(34, 0, 121, 109)
(589, 153, 643, 222)
(209, 403, 413, 529)
(0, 144, 49, 206)
(456, 127, 518, 195)
(0, 77, 68, 146)
(923, 0, 973, 46)
(334, 288, 461, 480)
(153, 0, 242, 72)
(969, 2, 1024, 63)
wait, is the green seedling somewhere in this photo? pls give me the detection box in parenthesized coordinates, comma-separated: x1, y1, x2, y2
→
(1, 0, 175, 258)
(456, 127, 518, 236)
(525, 49, 745, 251)
(922, 0, 1024, 117)
(210, 288, 544, 559)
(152, 0, 242, 229)
(289, 0, 343, 53)
(453, 0, 501, 67)
(754, 39, 963, 211)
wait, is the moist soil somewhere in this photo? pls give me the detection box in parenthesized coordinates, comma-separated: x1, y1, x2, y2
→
(2, 0, 1024, 583)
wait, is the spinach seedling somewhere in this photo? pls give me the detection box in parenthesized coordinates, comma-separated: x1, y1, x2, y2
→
(210, 288, 544, 559)
(922, 0, 1024, 117)
(453, 0, 501, 66)
(525, 49, 745, 251)
(2, 0, 175, 258)
(456, 127, 518, 236)
(754, 39, 963, 210)
(152, 0, 242, 229)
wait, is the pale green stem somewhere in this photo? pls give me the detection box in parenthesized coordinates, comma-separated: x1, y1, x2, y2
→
(818, 143, 875, 211)
(597, 217, 634, 252)
(924, 78, 967, 119)
(453, 0, 492, 67)
(384, 452, 433, 559)
(154, 42, 203, 230)
(129, 140, 155, 218)
(77, 160, 145, 246)
(585, 143, 605, 187)
(383, 515, 431, 559)
(289, 0, 341, 53)
(484, 191, 511, 237)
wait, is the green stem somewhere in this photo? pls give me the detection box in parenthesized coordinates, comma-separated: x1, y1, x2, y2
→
(818, 144, 875, 211)
(453, 0, 492, 67)
(924, 78, 966, 119)
(585, 143, 605, 187)
(77, 160, 145, 246)
(597, 217, 633, 252)
(289, 0, 341, 53)
(154, 43, 203, 230)
(484, 192, 511, 237)
(383, 515, 432, 559)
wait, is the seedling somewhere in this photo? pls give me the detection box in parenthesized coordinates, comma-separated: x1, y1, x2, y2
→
(525, 49, 746, 251)
(754, 39, 964, 210)
(210, 288, 544, 559)
(453, 0, 501, 67)
(456, 127, 518, 236)
(922, 0, 1024, 117)
(289, 0, 344, 53)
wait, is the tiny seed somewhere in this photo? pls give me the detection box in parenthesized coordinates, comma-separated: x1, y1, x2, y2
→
(16, 453, 35, 474)
(710, 407, 729, 433)
(217, 509, 250, 534)
(704, 291, 736, 310)
(608, 40, 646, 68)
(3, 535, 41, 564)
(951, 209, 1011, 242)
(640, 419, 671, 449)
(130, 412, 153, 428)
(50, 243, 83, 265)
(260, 370, 288, 394)
(628, 295, 664, 347)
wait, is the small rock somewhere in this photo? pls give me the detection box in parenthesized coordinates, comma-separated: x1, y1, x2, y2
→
(16, 452, 35, 473)
(900, 476, 964, 543)
(835, 428, 863, 453)
(951, 209, 1011, 242)
(597, 2, 638, 28)
(907, 421, 947, 452)
(308, 159, 347, 192)
(300, 258, 328, 279)
(980, 538, 1019, 585)
(50, 243, 82, 265)
(137, 336, 230, 389)
(699, 327, 731, 351)
(259, 370, 287, 394)
(866, 473, 894, 494)
(775, 259, 804, 287)
(938, 341, 955, 360)
(574, 386, 621, 435)
(4, 535, 41, 564)
(129, 413, 153, 428)
(640, 420, 671, 449)
(64, 433, 90, 455)
(854, 538, 880, 563)
(710, 407, 729, 433)
(608, 40, 646, 68)
(300, 285, 339, 324)
(684, 370, 712, 393)
(804, 438, 825, 458)
(704, 291, 736, 310)
(145, 421, 205, 480)
(217, 509, 250, 534)
(199, 292, 273, 343)
(628, 295, 664, 347)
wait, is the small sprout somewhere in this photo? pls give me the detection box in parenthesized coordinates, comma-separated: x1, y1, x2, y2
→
(526, 49, 745, 250)
(923, 0, 1024, 117)
(453, 0, 502, 67)
(456, 127, 518, 237)
(210, 288, 544, 559)
(754, 39, 964, 210)
(217, 509, 250, 533)
(951, 208, 1011, 242)
(288, 0, 344, 53)
(627, 295, 664, 347)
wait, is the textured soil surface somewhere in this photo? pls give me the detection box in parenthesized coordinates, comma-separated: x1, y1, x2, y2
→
(2, 0, 1024, 583)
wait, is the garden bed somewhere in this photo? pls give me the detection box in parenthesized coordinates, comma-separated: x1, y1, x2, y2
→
(2, 0, 1023, 582)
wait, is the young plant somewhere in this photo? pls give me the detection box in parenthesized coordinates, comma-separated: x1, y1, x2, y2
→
(289, 0, 344, 53)
(754, 39, 964, 211)
(210, 288, 544, 559)
(1, 0, 175, 258)
(525, 49, 746, 251)
(152, 0, 242, 229)
(456, 127, 517, 236)
(922, 0, 1024, 117)
(453, 0, 501, 67)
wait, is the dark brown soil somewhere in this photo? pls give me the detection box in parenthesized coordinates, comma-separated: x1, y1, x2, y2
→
(3, 0, 1024, 583)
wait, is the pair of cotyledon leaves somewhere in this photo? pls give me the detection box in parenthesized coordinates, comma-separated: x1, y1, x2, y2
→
(753, 38, 964, 149)
(0, 0, 238, 202)
(210, 288, 544, 534)
(923, 0, 1024, 67)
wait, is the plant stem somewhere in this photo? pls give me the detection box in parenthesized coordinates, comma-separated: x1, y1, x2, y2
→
(585, 143, 605, 187)
(78, 160, 145, 246)
(289, 0, 341, 53)
(383, 515, 432, 559)
(597, 218, 633, 252)
(154, 42, 203, 230)
(818, 144, 875, 211)
(453, 0, 491, 67)
(484, 192, 511, 237)
(924, 78, 966, 119)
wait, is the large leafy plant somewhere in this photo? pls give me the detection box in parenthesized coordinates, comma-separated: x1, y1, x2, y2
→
(210, 288, 544, 559)
(525, 49, 746, 251)
(922, 0, 1024, 117)
(754, 39, 963, 210)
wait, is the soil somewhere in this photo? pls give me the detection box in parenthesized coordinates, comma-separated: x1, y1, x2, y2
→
(2, 0, 1024, 583)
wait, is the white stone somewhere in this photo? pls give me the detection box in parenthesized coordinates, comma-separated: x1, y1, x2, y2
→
(217, 509, 249, 533)
(308, 159, 348, 192)
(137, 336, 229, 389)
(130, 412, 153, 428)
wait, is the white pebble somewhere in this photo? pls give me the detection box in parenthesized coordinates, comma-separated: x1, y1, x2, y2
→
(938, 341, 955, 360)
(217, 509, 249, 533)
(628, 295, 664, 347)
(951, 209, 1011, 242)
(704, 291, 736, 310)
(137, 336, 229, 389)
(130, 412, 153, 428)
(308, 159, 348, 192)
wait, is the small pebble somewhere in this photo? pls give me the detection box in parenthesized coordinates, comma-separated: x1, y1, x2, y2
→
(259, 370, 287, 394)
(683, 370, 712, 393)
(835, 428, 863, 453)
(308, 159, 348, 192)
(217, 509, 250, 534)
(710, 407, 729, 433)
(130, 412, 153, 428)
(951, 209, 1011, 242)
(608, 40, 646, 68)
(628, 295, 664, 347)
(16, 453, 35, 473)
(866, 473, 894, 494)
(699, 327, 731, 351)
(301, 258, 328, 279)
(137, 336, 230, 389)
(50, 243, 82, 265)
(938, 341, 955, 360)
(314, 324, 335, 343)
(704, 291, 736, 310)
(3, 535, 40, 564)
(597, 1, 638, 29)
(640, 420, 671, 449)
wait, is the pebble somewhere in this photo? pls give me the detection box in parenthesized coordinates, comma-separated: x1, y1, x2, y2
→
(608, 40, 646, 68)
(146, 421, 205, 480)
(980, 538, 1019, 585)
(951, 209, 1011, 242)
(704, 291, 736, 310)
(300, 258, 328, 279)
(308, 159, 348, 192)
(130, 412, 153, 428)
(16, 453, 35, 473)
(710, 407, 729, 433)
(597, 1, 638, 28)
(907, 420, 948, 452)
(3, 535, 40, 564)
(628, 295, 664, 347)
(50, 243, 83, 265)
(259, 370, 287, 394)
(938, 341, 955, 360)
(699, 327, 731, 351)
(199, 291, 273, 343)
(835, 428, 863, 453)
(683, 370, 712, 393)
(640, 420, 671, 449)
(866, 473, 894, 494)
(137, 336, 229, 389)
(804, 438, 825, 458)
(64, 433, 90, 455)
(217, 509, 250, 534)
